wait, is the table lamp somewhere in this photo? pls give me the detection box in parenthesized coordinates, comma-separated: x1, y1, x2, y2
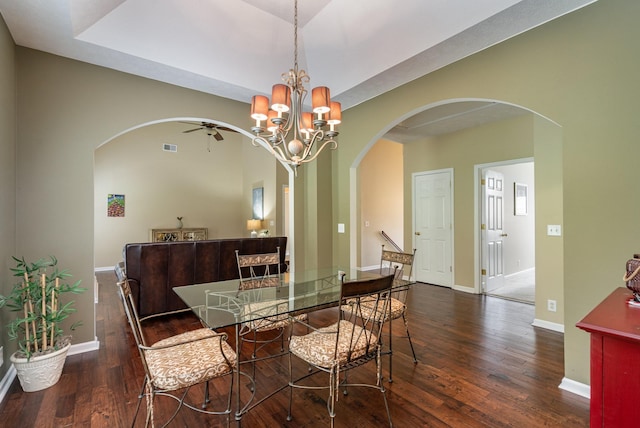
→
(247, 219, 262, 238)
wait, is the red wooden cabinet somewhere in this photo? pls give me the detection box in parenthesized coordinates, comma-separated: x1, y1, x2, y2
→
(577, 287, 640, 427)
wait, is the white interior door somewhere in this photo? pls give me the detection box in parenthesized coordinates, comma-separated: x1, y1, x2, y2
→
(413, 170, 453, 286)
(482, 169, 505, 293)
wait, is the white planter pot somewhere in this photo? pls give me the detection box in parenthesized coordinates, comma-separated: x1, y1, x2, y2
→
(10, 343, 71, 392)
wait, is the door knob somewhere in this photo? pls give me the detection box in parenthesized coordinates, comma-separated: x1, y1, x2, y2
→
(500, 233, 508, 237)
(415, 232, 421, 236)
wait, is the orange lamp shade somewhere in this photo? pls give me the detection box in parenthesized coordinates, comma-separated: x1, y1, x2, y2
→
(301, 112, 314, 131)
(271, 84, 291, 112)
(250, 95, 269, 121)
(312, 86, 331, 114)
(267, 110, 279, 132)
(328, 101, 342, 125)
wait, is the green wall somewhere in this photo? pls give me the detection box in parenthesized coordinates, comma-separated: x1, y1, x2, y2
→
(336, 0, 639, 385)
(0, 8, 16, 372)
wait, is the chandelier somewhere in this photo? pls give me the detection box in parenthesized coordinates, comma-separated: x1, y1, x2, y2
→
(249, 0, 341, 173)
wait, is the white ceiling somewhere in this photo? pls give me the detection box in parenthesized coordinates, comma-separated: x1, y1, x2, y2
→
(0, 0, 595, 140)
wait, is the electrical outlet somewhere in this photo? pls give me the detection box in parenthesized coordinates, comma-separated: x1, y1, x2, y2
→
(547, 299, 557, 312)
(547, 225, 562, 236)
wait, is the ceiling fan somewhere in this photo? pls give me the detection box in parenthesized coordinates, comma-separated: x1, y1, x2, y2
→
(180, 121, 237, 151)
(181, 121, 238, 140)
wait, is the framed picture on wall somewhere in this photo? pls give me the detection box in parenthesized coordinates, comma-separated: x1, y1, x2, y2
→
(107, 194, 125, 217)
(514, 183, 528, 216)
(252, 187, 264, 220)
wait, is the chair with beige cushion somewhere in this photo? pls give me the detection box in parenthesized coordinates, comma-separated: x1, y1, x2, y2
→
(235, 247, 306, 380)
(118, 280, 236, 428)
(287, 274, 395, 427)
(377, 245, 418, 381)
(341, 245, 418, 382)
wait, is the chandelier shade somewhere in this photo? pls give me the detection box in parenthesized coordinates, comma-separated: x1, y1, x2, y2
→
(311, 87, 330, 115)
(248, 0, 340, 173)
(251, 95, 269, 122)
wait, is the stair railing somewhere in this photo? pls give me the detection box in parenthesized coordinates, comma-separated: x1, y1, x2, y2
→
(380, 230, 403, 253)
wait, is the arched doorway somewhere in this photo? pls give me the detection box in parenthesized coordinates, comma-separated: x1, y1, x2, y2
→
(93, 117, 294, 270)
(353, 99, 562, 316)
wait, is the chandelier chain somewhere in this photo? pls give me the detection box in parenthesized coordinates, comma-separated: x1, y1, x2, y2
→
(294, 0, 298, 71)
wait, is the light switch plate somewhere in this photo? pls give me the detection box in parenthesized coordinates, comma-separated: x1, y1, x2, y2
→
(338, 223, 345, 233)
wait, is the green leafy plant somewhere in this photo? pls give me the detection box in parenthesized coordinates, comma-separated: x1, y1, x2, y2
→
(0, 256, 85, 360)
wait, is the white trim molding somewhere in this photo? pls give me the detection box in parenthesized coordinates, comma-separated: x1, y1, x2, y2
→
(532, 318, 564, 333)
(559, 377, 590, 399)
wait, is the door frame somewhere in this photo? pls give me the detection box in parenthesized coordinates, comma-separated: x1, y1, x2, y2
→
(474, 157, 533, 294)
(412, 168, 454, 287)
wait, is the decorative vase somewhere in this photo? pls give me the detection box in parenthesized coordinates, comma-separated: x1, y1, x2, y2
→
(176, 217, 183, 229)
(10, 343, 71, 392)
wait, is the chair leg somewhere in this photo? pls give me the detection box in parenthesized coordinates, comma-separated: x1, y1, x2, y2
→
(388, 318, 394, 383)
(328, 367, 338, 428)
(162, 388, 190, 428)
(403, 313, 418, 364)
(287, 352, 294, 422)
(377, 350, 393, 427)
(202, 380, 210, 409)
(132, 377, 147, 428)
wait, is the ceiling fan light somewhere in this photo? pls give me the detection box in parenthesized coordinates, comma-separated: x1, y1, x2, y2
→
(271, 84, 291, 113)
(312, 86, 331, 114)
(251, 95, 269, 121)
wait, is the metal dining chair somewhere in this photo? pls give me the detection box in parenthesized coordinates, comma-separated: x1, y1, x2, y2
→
(235, 248, 306, 381)
(377, 245, 418, 381)
(342, 245, 418, 382)
(287, 274, 395, 427)
(117, 279, 236, 428)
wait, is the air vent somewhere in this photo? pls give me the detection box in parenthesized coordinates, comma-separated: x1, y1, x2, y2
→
(163, 143, 177, 152)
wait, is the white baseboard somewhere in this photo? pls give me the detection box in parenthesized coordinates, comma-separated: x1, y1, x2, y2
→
(0, 338, 100, 403)
(452, 284, 477, 294)
(95, 266, 116, 272)
(68, 338, 100, 356)
(559, 377, 590, 399)
(532, 318, 565, 333)
(0, 365, 16, 404)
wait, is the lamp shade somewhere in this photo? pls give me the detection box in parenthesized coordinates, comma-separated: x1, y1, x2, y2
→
(267, 110, 279, 133)
(251, 95, 269, 121)
(247, 219, 262, 231)
(301, 112, 314, 132)
(271, 84, 291, 112)
(312, 86, 331, 114)
(327, 101, 342, 125)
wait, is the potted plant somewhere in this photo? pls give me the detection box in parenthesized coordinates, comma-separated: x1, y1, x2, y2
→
(0, 256, 85, 392)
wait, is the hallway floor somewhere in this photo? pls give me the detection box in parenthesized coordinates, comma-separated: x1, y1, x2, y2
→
(486, 269, 535, 304)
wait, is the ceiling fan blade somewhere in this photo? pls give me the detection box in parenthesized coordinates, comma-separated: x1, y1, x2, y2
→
(216, 126, 238, 133)
(183, 127, 202, 133)
(213, 131, 224, 141)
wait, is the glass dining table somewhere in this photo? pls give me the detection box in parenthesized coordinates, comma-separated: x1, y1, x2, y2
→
(173, 267, 413, 424)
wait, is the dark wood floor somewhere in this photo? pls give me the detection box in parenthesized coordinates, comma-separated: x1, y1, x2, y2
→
(0, 271, 589, 427)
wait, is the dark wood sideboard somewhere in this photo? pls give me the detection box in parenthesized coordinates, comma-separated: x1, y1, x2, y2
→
(576, 287, 640, 427)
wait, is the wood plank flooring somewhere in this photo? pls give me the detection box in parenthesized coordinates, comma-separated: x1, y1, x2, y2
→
(0, 271, 589, 427)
